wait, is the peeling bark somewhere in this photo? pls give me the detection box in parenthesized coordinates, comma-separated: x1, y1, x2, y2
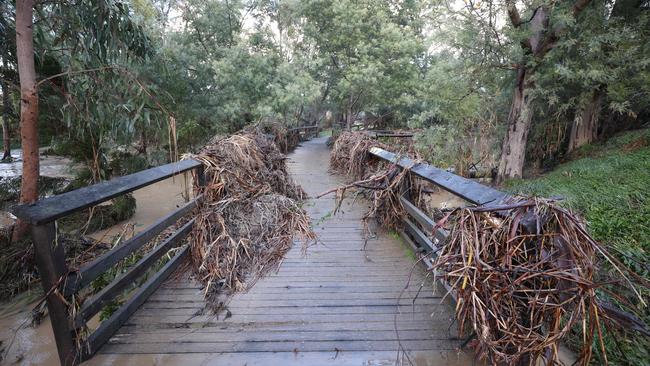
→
(568, 88, 603, 153)
(497, 67, 533, 181)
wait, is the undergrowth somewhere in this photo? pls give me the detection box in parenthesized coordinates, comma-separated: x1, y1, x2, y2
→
(506, 128, 650, 365)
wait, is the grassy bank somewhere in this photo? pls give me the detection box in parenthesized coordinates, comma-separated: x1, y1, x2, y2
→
(506, 128, 649, 365)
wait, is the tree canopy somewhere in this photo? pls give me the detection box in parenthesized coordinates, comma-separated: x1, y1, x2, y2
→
(2, 0, 649, 363)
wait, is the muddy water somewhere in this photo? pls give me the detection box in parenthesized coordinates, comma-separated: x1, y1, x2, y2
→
(0, 149, 81, 179)
(0, 176, 190, 365)
(90, 175, 192, 243)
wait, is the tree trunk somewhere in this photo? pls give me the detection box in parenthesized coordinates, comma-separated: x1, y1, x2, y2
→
(568, 88, 603, 153)
(14, 0, 39, 240)
(346, 95, 353, 130)
(497, 67, 533, 182)
(1, 68, 11, 161)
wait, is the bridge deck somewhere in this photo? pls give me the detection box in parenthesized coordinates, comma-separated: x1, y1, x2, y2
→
(87, 137, 474, 365)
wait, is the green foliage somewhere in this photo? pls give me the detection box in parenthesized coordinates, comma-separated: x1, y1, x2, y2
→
(109, 151, 149, 176)
(59, 194, 137, 234)
(506, 129, 650, 365)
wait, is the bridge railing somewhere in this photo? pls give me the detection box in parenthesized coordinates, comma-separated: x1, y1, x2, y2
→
(12, 159, 205, 366)
(368, 147, 511, 300)
(288, 124, 319, 140)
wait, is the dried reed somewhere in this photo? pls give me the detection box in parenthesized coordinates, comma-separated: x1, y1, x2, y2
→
(433, 198, 648, 365)
(184, 128, 315, 300)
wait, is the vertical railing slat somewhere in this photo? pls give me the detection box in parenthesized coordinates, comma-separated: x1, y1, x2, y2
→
(31, 223, 78, 366)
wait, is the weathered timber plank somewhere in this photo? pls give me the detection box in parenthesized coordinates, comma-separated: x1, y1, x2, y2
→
(116, 320, 445, 333)
(99, 339, 458, 354)
(134, 304, 442, 316)
(139, 297, 443, 308)
(12, 159, 201, 224)
(369, 147, 507, 205)
(124, 312, 453, 324)
(109, 329, 451, 344)
(65, 197, 200, 295)
(74, 220, 194, 327)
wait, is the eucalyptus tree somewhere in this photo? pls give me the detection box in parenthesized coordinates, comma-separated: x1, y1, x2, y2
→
(12, 0, 154, 238)
(298, 0, 427, 128)
(16, 0, 38, 221)
(495, 0, 593, 181)
(0, 2, 16, 161)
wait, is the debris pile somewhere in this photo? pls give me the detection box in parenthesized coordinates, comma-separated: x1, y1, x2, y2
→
(325, 131, 421, 230)
(185, 129, 314, 297)
(329, 131, 389, 179)
(324, 131, 648, 365)
(433, 199, 647, 365)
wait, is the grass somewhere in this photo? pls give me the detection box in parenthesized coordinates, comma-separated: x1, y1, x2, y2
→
(319, 129, 333, 138)
(506, 128, 650, 365)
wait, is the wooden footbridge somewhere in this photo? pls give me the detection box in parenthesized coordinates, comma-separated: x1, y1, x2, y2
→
(13, 130, 503, 365)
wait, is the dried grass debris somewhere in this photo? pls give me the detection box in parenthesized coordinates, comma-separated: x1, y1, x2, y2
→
(184, 129, 314, 299)
(433, 198, 648, 365)
(329, 131, 389, 179)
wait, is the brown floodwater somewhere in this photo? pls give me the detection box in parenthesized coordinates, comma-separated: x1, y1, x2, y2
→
(0, 176, 190, 365)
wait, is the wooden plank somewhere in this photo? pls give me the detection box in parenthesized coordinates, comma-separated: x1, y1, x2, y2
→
(109, 329, 448, 343)
(31, 223, 78, 366)
(65, 196, 200, 295)
(117, 320, 446, 333)
(99, 339, 458, 354)
(142, 297, 442, 308)
(12, 159, 201, 224)
(150, 289, 434, 299)
(134, 304, 441, 317)
(74, 219, 194, 327)
(82, 245, 190, 361)
(370, 147, 508, 206)
(124, 312, 452, 324)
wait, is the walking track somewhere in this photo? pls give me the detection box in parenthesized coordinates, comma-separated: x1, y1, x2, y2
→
(87, 137, 474, 365)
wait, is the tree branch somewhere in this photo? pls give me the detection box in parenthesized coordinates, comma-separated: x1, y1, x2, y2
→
(572, 0, 593, 16)
(505, 0, 522, 27)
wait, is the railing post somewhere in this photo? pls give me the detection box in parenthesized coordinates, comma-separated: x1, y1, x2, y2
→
(196, 164, 206, 187)
(31, 222, 78, 366)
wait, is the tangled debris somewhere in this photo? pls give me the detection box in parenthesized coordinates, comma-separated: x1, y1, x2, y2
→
(185, 129, 314, 299)
(433, 199, 648, 365)
(324, 131, 648, 365)
(329, 131, 390, 179)
(324, 131, 422, 231)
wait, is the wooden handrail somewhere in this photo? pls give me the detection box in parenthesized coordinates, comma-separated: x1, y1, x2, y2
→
(369, 147, 508, 206)
(11, 159, 204, 366)
(12, 159, 201, 225)
(368, 147, 511, 305)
